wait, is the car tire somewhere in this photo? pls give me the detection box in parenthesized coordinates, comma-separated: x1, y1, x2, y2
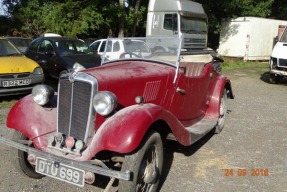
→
(118, 131, 163, 192)
(215, 89, 227, 134)
(12, 131, 44, 179)
(269, 74, 281, 84)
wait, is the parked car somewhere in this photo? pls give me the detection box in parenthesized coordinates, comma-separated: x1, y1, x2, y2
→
(6, 37, 32, 53)
(0, 37, 234, 191)
(0, 37, 44, 96)
(25, 37, 101, 80)
(269, 26, 287, 84)
(90, 38, 151, 60)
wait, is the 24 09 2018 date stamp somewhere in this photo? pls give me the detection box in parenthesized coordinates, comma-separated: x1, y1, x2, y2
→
(224, 168, 269, 176)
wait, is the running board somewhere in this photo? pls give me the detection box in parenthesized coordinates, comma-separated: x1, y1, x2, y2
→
(167, 119, 217, 144)
(186, 119, 217, 144)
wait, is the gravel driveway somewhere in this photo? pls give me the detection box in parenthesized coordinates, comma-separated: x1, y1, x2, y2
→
(0, 67, 286, 192)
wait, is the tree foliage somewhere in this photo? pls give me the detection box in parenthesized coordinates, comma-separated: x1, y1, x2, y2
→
(1, 0, 287, 40)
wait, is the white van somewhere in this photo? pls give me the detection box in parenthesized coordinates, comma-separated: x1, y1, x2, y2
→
(270, 27, 287, 83)
(89, 38, 151, 61)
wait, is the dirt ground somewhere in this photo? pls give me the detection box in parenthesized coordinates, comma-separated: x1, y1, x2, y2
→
(0, 67, 286, 192)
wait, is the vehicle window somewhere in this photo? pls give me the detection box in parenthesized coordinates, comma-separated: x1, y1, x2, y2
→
(164, 14, 177, 31)
(280, 29, 287, 42)
(106, 41, 112, 52)
(28, 39, 41, 52)
(90, 41, 101, 51)
(124, 40, 150, 53)
(180, 16, 207, 34)
(0, 39, 21, 56)
(9, 38, 31, 47)
(56, 39, 95, 55)
(99, 41, 106, 52)
(38, 40, 52, 53)
(113, 41, 120, 52)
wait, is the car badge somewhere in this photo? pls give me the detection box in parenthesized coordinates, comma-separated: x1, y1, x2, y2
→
(13, 74, 18, 78)
(69, 73, 75, 83)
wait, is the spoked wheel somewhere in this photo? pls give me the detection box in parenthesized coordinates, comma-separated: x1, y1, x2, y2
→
(12, 131, 44, 179)
(215, 89, 227, 133)
(118, 131, 163, 192)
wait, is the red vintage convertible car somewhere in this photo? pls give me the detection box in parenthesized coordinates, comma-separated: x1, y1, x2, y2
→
(0, 37, 234, 192)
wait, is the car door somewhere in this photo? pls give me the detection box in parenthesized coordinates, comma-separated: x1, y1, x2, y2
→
(171, 63, 213, 121)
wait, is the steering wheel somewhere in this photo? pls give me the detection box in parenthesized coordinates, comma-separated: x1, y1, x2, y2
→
(120, 52, 141, 58)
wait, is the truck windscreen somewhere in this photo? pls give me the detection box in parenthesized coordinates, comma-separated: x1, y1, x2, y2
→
(180, 16, 207, 34)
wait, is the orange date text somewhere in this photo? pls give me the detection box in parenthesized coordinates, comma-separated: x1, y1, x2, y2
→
(224, 168, 269, 176)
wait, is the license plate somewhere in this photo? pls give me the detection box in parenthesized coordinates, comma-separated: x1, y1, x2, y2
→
(35, 157, 85, 187)
(2, 79, 31, 87)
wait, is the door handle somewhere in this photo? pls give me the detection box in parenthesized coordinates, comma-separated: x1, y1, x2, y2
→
(176, 87, 186, 94)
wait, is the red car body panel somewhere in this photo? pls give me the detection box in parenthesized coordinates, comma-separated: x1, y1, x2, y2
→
(6, 59, 233, 156)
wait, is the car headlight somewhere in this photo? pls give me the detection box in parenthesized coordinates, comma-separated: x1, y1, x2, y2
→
(73, 62, 85, 72)
(33, 67, 43, 75)
(32, 85, 54, 105)
(93, 91, 117, 116)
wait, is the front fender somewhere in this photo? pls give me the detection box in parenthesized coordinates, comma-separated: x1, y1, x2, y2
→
(83, 103, 193, 158)
(6, 95, 57, 139)
(87, 104, 161, 155)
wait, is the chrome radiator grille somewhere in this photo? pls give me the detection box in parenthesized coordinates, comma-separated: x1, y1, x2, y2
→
(57, 73, 97, 142)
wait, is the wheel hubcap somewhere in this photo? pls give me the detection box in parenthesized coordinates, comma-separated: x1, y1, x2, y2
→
(143, 163, 157, 184)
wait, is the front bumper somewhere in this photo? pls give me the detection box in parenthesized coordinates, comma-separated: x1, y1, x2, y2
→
(270, 69, 287, 76)
(0, 135, 130, 181)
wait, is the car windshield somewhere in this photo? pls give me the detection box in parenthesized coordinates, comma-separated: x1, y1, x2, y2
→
(102, 37, 181, 67)
(55, 39, 95, 56)
(0, 39, 22, 57)
(280, 28, 287, 42)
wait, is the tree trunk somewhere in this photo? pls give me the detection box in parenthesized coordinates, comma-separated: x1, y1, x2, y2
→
(118, 0, 125, 37)
(132, 0, 141, 37)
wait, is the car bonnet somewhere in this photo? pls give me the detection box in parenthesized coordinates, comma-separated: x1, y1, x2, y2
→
(0, 56, 39, 74)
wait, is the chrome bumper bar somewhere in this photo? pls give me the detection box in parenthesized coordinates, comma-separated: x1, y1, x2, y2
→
(0, 135, 130, 181)
(270, 69, 287, 76)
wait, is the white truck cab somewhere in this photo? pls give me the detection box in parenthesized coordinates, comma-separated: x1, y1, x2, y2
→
(270, 26, 287, 83)
(146, 0, 208, 50)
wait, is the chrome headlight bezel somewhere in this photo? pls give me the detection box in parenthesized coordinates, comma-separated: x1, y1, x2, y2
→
(32, 85, 54, 106)
(93, 91, 117, 116)
(33, 67, 44, 75)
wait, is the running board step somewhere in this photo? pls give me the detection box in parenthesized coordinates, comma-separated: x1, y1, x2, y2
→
(186, 119, 217, 144)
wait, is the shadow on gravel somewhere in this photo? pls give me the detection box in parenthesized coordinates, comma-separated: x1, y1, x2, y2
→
(260, 72, 287, 85)
(158, 130, 215, 191)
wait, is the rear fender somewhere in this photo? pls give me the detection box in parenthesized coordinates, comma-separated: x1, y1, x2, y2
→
(84, 104, 191, 157)
(6, 95, 57, 139)
(205, 76, 234, 119)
